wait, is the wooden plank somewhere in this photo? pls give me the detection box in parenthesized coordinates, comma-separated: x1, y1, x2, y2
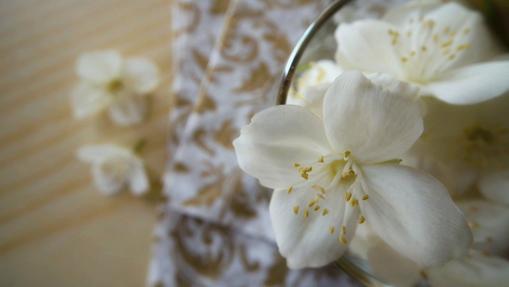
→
(0, 0, 173, 286)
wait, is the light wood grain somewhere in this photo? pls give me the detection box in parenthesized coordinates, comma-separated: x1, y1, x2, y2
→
(0, 0, 173, 286)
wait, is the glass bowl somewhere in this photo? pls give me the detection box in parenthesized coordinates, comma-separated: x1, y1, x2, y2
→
(277, 0, 509, 286)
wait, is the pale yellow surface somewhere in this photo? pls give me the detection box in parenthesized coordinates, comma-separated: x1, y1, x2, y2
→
(0, 0, 172, 286)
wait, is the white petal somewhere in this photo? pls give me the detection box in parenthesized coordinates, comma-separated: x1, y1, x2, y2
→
(423, 61, 509, 104)
(383, 0, 443, 26)
(108, 94, 147, 126)
(459, 200, 509, 255)
(269, 181, 357, 268)
(123, 58, 160, 94)
(233, 105, 331, 189)
(70, 83, 110, 119)
(359, 164, 472, 266)
(77, 144, 131, 163)
(428, 251, 509, 287)
(128, 160, 149, 196)
(323, 71, 422, 163)
(335, 19, 403, 77)
(420, 2, 501, 66)
(479, 170, 509, 205)
(76, 50, 123, 84)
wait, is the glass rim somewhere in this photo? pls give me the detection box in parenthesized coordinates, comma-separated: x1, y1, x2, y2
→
(276, 0, 351, 105)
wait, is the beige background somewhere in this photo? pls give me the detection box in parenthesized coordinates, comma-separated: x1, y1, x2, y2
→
(0, 0, 173, 286)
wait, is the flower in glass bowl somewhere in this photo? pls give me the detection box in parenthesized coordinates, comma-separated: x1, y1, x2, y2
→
(334, 0, 509, 105)
(233, 71, 471, 268)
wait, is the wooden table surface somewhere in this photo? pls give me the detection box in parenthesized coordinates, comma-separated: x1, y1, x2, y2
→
(0, 1, 173, 286)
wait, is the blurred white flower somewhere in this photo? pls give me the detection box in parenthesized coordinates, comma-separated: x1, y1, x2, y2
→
(410, 95, 509, 195)
(369, 242, 509, 287)
(334, 1, 509, 105)
(71, 50, 159, 126)
(77, 144, 149, 196)
(234, 71, 471, 268)
(428, 251, 509, 287)
(287, 60, 342, 116)
(459, 200, 509, 255)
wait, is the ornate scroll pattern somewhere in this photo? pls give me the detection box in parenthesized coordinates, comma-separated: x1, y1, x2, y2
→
(168, 0, 234, 153)
(164, 0, 330, 242)
(148, 210, 359, 287)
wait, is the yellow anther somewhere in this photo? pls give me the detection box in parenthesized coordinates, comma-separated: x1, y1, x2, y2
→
(456, 44, 470, 51)
(318, 194, 326, 200)
(318, 156, 324, 163)
(304, 210, 309, 218)
(350, 198, 359, 207)
(308, 200, 317, 208)
(322, 208, 329, 216)
(341, 225, 347, 235)
(441, 40, 453, 48)
(314, 205, 320, 211)
(312, 184, 325, 194)
(343, 150, 351, 160)
(468, 221, 480, 229)
(400, 57, 408, 63)
(341, 169, 355, 180)
(339, 235, 348, 245)
(425, 20, 435, 29)
(421, 45, 427, 52)
(344, 191, 352, 202)
(293, 163, 300, 168)
(299, 166, 312, 180)
(362, 195, 369, 201)
(329, 226, 335, 234)
(359, 215, 366, 224)
(293, 206, 300, 215)
(287, 186, 293, 194)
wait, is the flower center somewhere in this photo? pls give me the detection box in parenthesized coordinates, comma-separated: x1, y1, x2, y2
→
(100, 158, 130, 182)
(462, 125, 509, 168)
(389, 17, 472, 83)
(107, 79, 124, 94)
(290, 151, 370, 245)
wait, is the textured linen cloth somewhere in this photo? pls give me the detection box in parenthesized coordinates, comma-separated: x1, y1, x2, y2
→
(149, 0, 404, 286)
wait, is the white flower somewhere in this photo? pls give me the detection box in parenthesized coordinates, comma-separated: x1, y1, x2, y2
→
(233, 71, 471, 268)
(368, 198, 509, 286)
(77, 144, 149, 196)
(287, 60, 342, 115)
(459, 200, 509, 255)
(369, 242, 509, 287)
(428, 251, 509, 287)
(334, 1, 509, 105)
(410, 95, 509, 195)
(71, 50, 159, 126)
